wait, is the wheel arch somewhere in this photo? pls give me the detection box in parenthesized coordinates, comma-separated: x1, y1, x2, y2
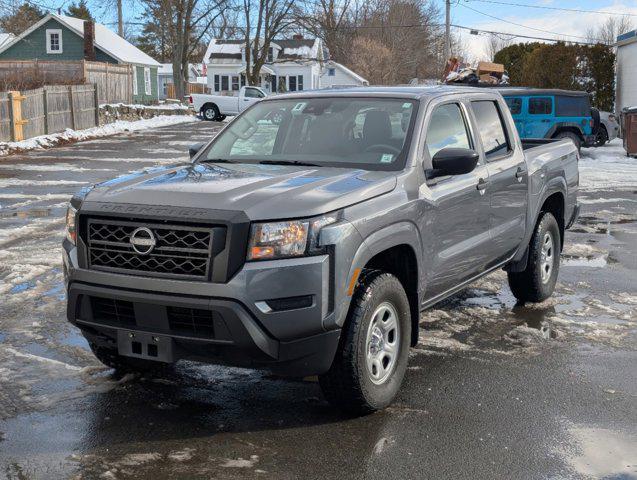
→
(345, 222, 425, 347)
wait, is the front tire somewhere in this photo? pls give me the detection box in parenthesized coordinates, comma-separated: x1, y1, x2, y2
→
(508, 212, 561, 303)
(319, 270, 411, 415)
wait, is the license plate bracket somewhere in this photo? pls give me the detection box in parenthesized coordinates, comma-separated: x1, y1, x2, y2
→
(117, 330, 174, 363)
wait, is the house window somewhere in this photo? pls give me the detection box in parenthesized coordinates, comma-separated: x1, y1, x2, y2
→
(231, 76, 240, 91)
(214, 75, 220, 92)
(144, 67, 151, 95)
(240, 74, 246, 87)
(133, 67, 138, 95)
(288, 75, 304, 92)
(46, 29, 63, 54)
(221, 76, 229, 91)
(267, 47, 274, 63)
(327, 68, 336, 76)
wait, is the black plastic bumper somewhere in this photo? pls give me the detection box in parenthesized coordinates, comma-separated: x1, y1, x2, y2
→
(68, 282, 340, 377)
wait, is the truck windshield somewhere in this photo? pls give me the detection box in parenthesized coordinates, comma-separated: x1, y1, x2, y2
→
(200, 97, 418, 170)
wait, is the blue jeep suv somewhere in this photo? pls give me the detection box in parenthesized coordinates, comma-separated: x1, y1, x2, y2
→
(499, 88, 595, 151)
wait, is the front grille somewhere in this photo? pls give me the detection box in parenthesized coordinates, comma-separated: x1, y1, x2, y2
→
(91, 297, 136, 327)
(167, 306, 215, 337)
(86, 219, 213, 279)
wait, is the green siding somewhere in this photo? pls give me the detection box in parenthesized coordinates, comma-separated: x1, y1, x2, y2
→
(132, 65, 159, 104)
(0, 18, 117, 63)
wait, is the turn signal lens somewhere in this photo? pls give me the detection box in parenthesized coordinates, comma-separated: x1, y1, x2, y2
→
(66, 205, 77, 244)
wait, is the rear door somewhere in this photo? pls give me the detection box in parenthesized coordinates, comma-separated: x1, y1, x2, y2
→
(470, 98, 528, 260)
(525, 96, 553, 138)
(420, 100, 492, 297)
(503, 96, 524, 137)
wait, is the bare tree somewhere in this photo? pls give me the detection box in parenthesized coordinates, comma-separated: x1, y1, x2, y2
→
(141, 0, 227, 99)
(586, 16, 634, 45)
(484, 33, 512, 61)
(294, 0, 356, 63)
(242, 0, 295, 86)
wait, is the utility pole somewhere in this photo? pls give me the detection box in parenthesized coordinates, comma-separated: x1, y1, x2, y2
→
(444, 0, 451, 60)
(117, 0, 123, 37)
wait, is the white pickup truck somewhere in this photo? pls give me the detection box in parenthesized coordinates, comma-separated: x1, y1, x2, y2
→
(189, 86, 267, 121)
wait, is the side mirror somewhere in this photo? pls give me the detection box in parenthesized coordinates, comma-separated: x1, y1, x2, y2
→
(189, 142, 205, 159)
(430, 148, 479, 176)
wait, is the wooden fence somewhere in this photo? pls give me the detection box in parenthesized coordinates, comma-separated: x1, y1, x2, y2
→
(0, 84, 99, 142)
(166, 82, 208, 99)
(0, 60, 132, 104)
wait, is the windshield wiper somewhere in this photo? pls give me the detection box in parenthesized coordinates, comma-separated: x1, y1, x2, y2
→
(199, 158, 236, 164)
(259, 160, 321, 167)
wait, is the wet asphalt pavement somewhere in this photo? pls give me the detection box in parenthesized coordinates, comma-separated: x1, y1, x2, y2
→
(0, 121, 635, 480)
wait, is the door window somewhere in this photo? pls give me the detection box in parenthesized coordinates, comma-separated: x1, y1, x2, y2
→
(504, 97, 522, 115)
(244, 87, 264, 98)
(425, 103, 472, 158)
(471, 100, 511, 160)
(529, 97, 552, 115)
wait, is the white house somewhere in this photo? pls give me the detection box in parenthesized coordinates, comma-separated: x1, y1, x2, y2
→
(203, 35, 367, 94)
(157, 63, 203, 99)
(320, 60, 369, 89)
(0, 33, 14, 49)
(616, 30, 637, 113)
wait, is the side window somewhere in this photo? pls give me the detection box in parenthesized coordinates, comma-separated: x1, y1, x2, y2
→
(471, 100, 511, 160)
(504, 97, 522, 115)
(529, 97, 552, 115)
(245, 88, 264, 98)
(425, 103, 472, 158)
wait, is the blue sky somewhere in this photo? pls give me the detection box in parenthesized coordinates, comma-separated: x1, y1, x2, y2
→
(36, 0, 637, 59)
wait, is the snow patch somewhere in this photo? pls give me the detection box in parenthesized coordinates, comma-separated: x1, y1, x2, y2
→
(221, 455, 259, 468)
(0, 115, 198, 157)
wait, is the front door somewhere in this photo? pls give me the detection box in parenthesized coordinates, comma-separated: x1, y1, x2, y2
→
(470, 99, 528, 260)
(421, 102, 492, 298)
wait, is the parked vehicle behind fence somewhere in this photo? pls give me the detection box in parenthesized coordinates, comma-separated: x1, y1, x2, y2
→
(189, 86, 267, 122)
(500, 88, 595, 151)
(64, 86, 579, 414)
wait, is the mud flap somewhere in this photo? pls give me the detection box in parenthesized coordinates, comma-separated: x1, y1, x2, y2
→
(117, 330, 174, 363)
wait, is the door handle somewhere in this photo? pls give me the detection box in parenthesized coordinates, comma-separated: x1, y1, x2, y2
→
(515, 166, 527, 181)
(476, 177, 489, 194)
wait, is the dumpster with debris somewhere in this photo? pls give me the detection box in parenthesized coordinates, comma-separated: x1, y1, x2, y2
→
(621, 107, 637, 157)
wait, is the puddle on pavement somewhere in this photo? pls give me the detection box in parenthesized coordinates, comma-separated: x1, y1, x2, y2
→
(562, 427, 637, 479)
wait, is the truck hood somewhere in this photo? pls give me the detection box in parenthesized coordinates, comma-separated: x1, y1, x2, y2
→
(84, 162, 397, 219)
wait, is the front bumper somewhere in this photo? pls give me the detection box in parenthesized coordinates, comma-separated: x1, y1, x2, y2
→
(64, 241, 341, 377)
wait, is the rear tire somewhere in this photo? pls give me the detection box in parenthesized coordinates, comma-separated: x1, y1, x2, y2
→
(89, 342, 169, 373)
(201, 104, 219, 121)
(319, 270, 411, 415)
(554, 131, 582, 152)
(595, 126, 609, 147)
(508, 212, 561, 303)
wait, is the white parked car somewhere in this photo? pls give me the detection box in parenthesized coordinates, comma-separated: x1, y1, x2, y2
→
(189, 86, 268, 121)
(597, 110, 620, 145)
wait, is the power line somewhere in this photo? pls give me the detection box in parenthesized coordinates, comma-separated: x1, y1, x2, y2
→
(459, 3, 596, 41)
(465, 0, 637, 18)
(451, 24, 597, 45)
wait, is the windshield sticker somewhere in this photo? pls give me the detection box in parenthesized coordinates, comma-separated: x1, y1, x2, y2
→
(402, 102, 412, 109)
(380, 154, 394, 163)
(292, 102, 307, 112)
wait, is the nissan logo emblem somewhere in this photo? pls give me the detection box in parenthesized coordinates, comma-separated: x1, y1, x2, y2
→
(129, 227, 156, 255)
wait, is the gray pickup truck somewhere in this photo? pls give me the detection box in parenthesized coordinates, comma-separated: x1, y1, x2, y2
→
(63, 86, 579, 414)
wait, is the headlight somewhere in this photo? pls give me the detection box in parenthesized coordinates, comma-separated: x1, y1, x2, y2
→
(247, 214, 337, 261)
(66, 205, 77, 244)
